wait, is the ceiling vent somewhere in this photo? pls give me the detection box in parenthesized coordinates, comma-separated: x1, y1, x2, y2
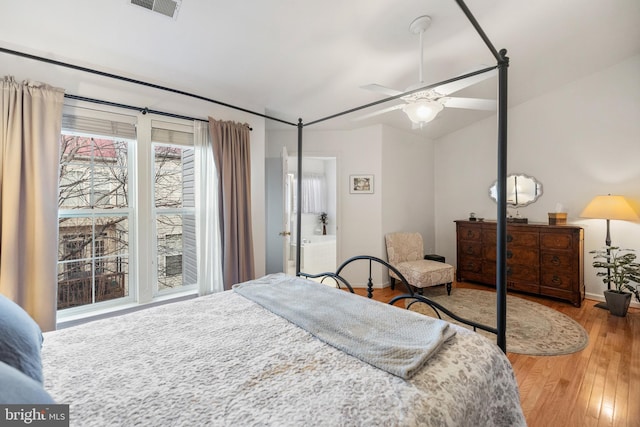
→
(131, 0, 181, 20)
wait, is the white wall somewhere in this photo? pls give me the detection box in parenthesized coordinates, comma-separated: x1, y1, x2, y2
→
(266, 124, 434, 286)
(381, 126, 436, 255)
(266, 126, 380, 284)
(434, 54, 640, 303)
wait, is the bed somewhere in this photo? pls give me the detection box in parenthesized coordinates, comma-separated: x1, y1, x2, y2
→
(39, 271, 525, 426)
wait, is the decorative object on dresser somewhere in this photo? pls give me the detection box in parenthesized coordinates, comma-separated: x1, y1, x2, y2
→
(455, 220, 584, 307)
(590, 246, 640, 317)
(548, 212, 567, 225)
(580, 194, 639, 309)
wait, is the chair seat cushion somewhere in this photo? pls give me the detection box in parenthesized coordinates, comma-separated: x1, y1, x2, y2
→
(391, 260, 454, 288)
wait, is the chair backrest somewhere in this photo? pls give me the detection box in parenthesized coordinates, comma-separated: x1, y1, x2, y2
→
(385, 232, 424, 265)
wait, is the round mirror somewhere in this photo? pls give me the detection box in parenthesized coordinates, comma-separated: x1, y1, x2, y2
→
(489, 174, 543, 207)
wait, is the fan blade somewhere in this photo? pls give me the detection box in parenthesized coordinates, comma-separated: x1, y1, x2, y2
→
(360, 84, 403, 97)
(443, 97, 496, 111)
(352, 104, 404, 121)
(434, 67, 497, 95)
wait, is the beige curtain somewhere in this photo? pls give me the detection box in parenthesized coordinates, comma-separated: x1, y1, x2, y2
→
(0, 77, 65, 331)
(209, 118, 255, 290)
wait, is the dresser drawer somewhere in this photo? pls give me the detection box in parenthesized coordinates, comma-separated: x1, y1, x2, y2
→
(541, 232, 574, 250)
(541, 252, 573, 269)
(541, 271, 573, 290)
(458, 225, 482, 242)
(509, 281, 540, 294)
(459, 241, 482, 257)
(459, 256, 482, 274)
(485, 261, 539, 282)
(483, 245, 539, 266)
(484, 229, 539, 247)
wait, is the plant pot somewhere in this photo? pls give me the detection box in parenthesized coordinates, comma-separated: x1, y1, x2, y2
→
(603, 290, 632, 317)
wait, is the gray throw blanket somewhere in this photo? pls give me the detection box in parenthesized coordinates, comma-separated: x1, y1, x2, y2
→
(233, 273, 455, 379)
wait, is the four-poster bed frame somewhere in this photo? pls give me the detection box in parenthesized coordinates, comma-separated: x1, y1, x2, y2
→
(1, 0, 509, 351)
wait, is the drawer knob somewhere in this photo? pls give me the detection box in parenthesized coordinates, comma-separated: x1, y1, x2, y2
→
(506, 234, 513, 243)
(552, 275, 562, 284)
(551, 255, 560, 265)
(467, 230, 474, 238)
(465, 246, 474, 254)
(506, 250, 513, 259)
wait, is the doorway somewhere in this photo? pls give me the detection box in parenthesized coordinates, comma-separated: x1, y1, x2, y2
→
(285, 156, 337, 277)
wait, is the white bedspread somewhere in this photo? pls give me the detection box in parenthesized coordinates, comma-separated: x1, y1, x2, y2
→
(42, 276, 526, 427)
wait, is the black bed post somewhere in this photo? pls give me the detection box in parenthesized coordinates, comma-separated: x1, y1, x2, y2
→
(295, 118, 304, 276)
(495, 50, 510, 353)
(454, 0, 510, 353)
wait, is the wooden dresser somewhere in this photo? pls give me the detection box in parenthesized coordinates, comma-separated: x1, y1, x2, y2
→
(455, 220, 584, 306)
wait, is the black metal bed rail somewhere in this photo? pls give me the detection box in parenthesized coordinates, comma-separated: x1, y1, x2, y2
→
(297, 271, 355, 293)
(390, 295, 498, 335)
(300, 255, 497, 336)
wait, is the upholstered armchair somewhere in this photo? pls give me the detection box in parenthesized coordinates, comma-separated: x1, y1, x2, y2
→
(385, 232, 455, 295)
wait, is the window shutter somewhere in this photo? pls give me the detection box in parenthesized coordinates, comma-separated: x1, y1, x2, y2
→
(151, 128, 193, 146)
(62, 112, 136, 140)
(182, 148, 197, 284)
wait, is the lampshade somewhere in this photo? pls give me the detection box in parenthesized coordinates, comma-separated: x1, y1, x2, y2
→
(580, 195, 639, 221)
(403, 100, 444, 125)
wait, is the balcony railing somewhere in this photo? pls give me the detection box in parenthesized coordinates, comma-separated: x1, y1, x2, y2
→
(58, 272, 126, 309)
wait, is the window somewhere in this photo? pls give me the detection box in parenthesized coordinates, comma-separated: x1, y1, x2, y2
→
(152, 125, 197, 294)
(58, 114, 133, 311)
(57, 109, 198, 315)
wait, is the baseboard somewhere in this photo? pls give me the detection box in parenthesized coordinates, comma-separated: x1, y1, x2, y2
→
(585, 291, 640, 309)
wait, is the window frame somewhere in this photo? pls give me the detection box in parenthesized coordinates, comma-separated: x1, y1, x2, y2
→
(56, 106, 199, 321)
(151, 121, 198, 296)
(57, 134, 136, 313)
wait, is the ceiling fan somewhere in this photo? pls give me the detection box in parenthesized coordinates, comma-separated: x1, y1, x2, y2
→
(358, 15, 496, 128)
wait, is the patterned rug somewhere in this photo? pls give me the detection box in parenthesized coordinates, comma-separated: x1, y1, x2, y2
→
(407, 287, 589, 356)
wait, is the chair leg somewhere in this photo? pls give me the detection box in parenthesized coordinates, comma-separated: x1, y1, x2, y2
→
(390, 277, 395, 290)
(446, 282, 452, 296)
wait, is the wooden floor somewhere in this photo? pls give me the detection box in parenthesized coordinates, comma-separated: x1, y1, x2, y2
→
(354, 282, 640, 427)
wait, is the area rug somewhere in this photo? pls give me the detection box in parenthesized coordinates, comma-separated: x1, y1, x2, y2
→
(407, 288, 589, 356)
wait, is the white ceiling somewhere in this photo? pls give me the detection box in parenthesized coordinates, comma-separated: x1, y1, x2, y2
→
(1, 0, 639, 138)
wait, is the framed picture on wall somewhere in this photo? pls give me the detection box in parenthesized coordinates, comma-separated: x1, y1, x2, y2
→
(350, 174, 374, 194)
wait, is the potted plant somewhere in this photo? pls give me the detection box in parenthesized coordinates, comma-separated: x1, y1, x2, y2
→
(590, 246, 640, 316)
(318, 212, 328, 235)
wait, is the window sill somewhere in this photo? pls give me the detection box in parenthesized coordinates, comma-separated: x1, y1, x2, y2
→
(55, 289, 198, 330)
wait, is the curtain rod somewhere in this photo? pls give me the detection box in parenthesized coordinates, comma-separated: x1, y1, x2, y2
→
(0, 46, 296, 128)
(64, 94, 253, 131)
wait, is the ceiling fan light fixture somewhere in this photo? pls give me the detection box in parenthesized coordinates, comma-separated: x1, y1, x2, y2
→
(403, 100, 444, 125)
